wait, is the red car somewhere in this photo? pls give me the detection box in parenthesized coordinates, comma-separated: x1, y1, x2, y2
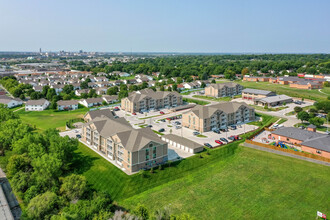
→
(132, 112, 136, 115)
(160, 111, 165, 114)
(215, 140, 223, 145)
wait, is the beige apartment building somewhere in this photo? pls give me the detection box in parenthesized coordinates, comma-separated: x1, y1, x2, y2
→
(242, 88, 276, 101)
(121, 89, 183, 113)
(204, 83, 244, 98)
(182, 102, 255, 132)
(81, 115, 168, 174)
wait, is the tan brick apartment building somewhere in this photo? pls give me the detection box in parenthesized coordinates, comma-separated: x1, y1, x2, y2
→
(271, 127, 330, 159)
(81, 116, 168, 174)
(182, 102, 255, 132)
(121, 89, 183, 113)
(289, 81, 323, 90)
(204, 82, 244, 98)
(242, 88, 276, 101)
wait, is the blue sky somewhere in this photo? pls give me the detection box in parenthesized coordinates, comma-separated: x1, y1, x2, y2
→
(0, 0, 329, 53)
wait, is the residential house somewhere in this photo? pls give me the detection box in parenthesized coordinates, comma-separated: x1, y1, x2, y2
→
(79, 98, 104, 108)
(57, 100, 79, 111)
(254, 95, 293, 107)
(0, 96, 23, 108)
(102, 95, 119, 104)
(25, 99, 50, 111)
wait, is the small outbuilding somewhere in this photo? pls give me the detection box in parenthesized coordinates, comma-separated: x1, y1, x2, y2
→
(161, 134, 204, 154)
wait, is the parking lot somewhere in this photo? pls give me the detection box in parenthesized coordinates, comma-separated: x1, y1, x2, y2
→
(59, 128, 82, 138)
(113, 107, 259, 148)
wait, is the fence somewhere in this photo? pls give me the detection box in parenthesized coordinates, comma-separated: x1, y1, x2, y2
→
(245, 139, 330, 163)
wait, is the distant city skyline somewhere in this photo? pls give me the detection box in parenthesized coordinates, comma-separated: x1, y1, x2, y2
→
(0, 0, 329, 53)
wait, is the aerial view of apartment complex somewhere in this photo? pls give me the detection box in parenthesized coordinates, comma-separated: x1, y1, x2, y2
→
(0, 1, 329, 219)
(121, 88, 183, 113)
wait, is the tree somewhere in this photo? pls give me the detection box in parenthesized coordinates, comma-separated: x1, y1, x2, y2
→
(141, 81, 148, 89)
(26, 191, 58, 219)
(241, 67, 249, 75)
(134, 204, 149, 220)
(172, 84, 178, 92)
(6, 153, 31, 178)
(46, 88, 57, 101)
(200, 82, 206, 88)
(50, 100, 57, 109)
(177, 77, 183, 84)
(60, 174, 87, 201)
(294, 106, 303, 113)
(88, 89, 97, 98)
(309, 117, 324, 127)
(19, 94, 25, 100)
(118, 90, 128, 100)
(297, 111, 310, 123)
(62, 85, 74, 94)
(80, 81, 89, 89)
(107, 86, 118, 95)
(211, 79, 216, 84)
(167, 86, 172, 91)
(160, 85, 165, 91)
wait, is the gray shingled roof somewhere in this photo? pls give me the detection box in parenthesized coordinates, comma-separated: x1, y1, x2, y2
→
(85, 109, 115, 120)
(57, 100, 79, 106)
(209, 82, 241, 89)
(26, 98, 48, 105)
(242, 88, 275, 96)
(257, 95, 292, 104)
(126, 89, 181, 102)
(189, 101, 253, 119)
(86, 116, 166, 152)
(272, 127, 330, 152)
(163, 134, 203, 149)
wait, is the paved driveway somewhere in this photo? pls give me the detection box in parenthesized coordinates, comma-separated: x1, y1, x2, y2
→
(59, 128, 82, 138)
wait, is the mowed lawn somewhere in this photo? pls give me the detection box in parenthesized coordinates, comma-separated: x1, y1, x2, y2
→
(235, 81, 328, 101)
(17, 107, 89, 131)
(76, 142, 330, 219)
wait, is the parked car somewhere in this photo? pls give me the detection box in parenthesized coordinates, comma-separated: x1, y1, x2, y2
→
(229, 125, 237, 130)
(175, 126, 181, 129)
(213, 129, 221, 134)
(160, 111, 165, 114)
(272, 124, 279, 128)
(132, 112, 137, 115)
(175, 121, 181, 125)
(220, 138, 228, 143)
(76, 134, 81, 138)
(215, 140, 223, 145)
(139, 111, 144, 114)
(160, 119, 166, 122)
(204, 143, 213, 148)
(158, 128, 165, 132)
(229, 135, 239, 141)
(220, 128, 228, 132)
(114, 115, 119, 119)
(298, 126, 305, 129)
(146, 125, 153, 128)
(113, 107, 120, 111)
(193, 131, 200, 135)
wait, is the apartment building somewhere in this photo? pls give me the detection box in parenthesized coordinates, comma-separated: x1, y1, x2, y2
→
(182, 102, 255, 132)
(121, 89, 183, 113)
(204, 83, 244, 98)
(25, 99, 50, 111)
(81, 116, 168, 174)
(242, 88, 276, 101)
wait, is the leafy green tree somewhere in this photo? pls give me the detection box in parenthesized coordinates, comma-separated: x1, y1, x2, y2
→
(294, 106, 303, 113)
(297, 111, 310, 123)
(211, 79, 216, 84)
(172, 84, 178, 92)
(134, 204, 149, 220)
(88, 89, 97, 98)
(60, 174, 87, 201)
(6, 154, 31, 177)
(62, 85, 74, 94)
(26, 191, 58, 220)
(46, 88, 57, 101)
(309, 117, 324, 127)
(50, 100, 57, 109)
(160, 85, 165, 91)
(80, 81, 89, 89)
(200, 82, 206, 88)
(118, 90, 129, 100)
(107, 86, 118, 95)
(167, 86, 172, 91)
(11, 171, 30, 193)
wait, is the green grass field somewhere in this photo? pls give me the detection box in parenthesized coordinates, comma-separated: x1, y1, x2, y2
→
(75, 142, 330, 219)
(235, 81, 329, 101)
(183, 97, 210, 105)
(17, 107, 89, 131)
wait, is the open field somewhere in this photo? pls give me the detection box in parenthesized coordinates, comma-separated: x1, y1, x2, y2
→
(183, 97, 210, 105)
(16, 107, 89, 131)
(235, 81, 329, 101)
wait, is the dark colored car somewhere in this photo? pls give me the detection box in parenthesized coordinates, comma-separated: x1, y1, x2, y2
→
(229, 125, 237, 130)
(220, 128, 228, 132)
(158, 128, 165, 132)
(213, 129, 221, 134)
(76, 134, 81, 138)
(146, 125, 153, 128)
(220, 138, 228, 142)
(204, 143, 213, 148)
(113, 107, 120, 111)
